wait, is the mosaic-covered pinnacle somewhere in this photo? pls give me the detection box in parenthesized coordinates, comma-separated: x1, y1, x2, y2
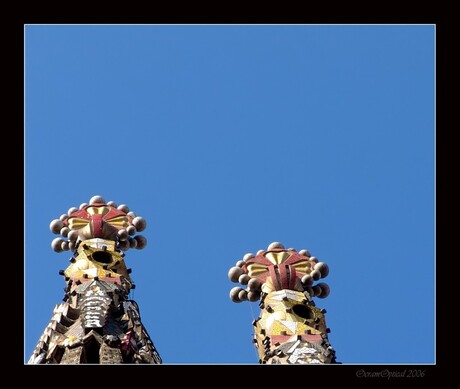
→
(49, 195, 148, 253)
(228, 242, 336, 364)
(228, 241, 330, 303)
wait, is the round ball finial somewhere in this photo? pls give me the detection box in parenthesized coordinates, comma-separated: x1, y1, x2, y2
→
(238, 273, 251, 285)
(268, 242, 285, 250)
(299, 249, 311, 257)
(50, 219, 64, 234)
(228, 266, 243, 283)
(230, 286, 243, 303)
(117, 204, 130, 213)
(134, 235, 147, 249)
(312, 284, 322, 297)
(315, 262, 329, 278)
(316, 282, 330, 298)
(61, 241, 70, 251)
(310, 270, 321, 281)
(248, 278, 261, 291)
(68, 230, 79, 242)
(89, 195, 105, 205)
(67, 207, 78, 216)
(301, 274, 314, 287)
(238, 289, 248, 301)
(118, 229, 128, 241)
(248, 291, 260, 302)
(132, 217, 147, 232)
(118, 240, 130, 251)
(129, 237, 138, 249)
(51, 238, 65, 252)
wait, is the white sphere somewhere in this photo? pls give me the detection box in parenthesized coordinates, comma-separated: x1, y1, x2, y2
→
(268, 242, 285, 250)
(228, 267, 243, 282)
(299, 249, 311, 257)
(301, 274, 314, 286)
(69, 241, 77, 251)
(61, 241, 70, 251)
(134, 235, 147, 249)
(51, 238, 64, 252)
(127, 225, 137, 235)
(117, 229, 128, 241)
(89, 195, 105, 204)
(68, 230, 79, 242)
(129, 238, 138, 249)
(235, 260, 245, 268)
(132, 217, 146, 232)
(309, 256, 318, 263)
(238, 289, 248, 301)
(312, 285, 322, 297)
(59, 214, 68, 221)
(248, 278, 261, 290)
(230, 286, 243, 302)
(311, 270, 321, 281)
(248, 291, 260, 302)
(316, 282, 330, 298)
(60, 227, 70, 237)
(243, 253, 255, 261)
(79, 203, 88, 210)
(118, 240, 130, 251)
(67, 207, 78, 216)
(49, 219, 64, 234)
(315, 262, 329, 278)
(256, 250, 264, 255)
(238, 273, 251, 285)
(107, 201, 117, 207)
(117, 204, 129, 213)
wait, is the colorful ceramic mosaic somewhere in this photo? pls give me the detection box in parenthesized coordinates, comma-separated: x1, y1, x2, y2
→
(28, 196, 161, 364)
(228, 242, 337, 364)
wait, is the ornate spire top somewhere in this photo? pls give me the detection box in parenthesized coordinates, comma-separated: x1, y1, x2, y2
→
(49, 195, 148, 253)
(29, 195, 161, 364)
(228, 241, 330, 303)
(228, 242, 336, 364)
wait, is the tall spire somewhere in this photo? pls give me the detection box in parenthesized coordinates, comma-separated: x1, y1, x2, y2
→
(28, 195, 161, 364)
(228, 242, 336, 364)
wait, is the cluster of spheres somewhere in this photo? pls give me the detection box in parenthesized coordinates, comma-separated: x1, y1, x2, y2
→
(228, 241, 330, 303)
(49, 195, 148, 253)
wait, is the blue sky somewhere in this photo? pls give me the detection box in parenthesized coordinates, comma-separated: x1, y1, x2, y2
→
(25, 24, 435, 364)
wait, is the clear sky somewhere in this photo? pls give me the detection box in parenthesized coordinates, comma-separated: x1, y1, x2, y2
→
(24, 24, 435, 364)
